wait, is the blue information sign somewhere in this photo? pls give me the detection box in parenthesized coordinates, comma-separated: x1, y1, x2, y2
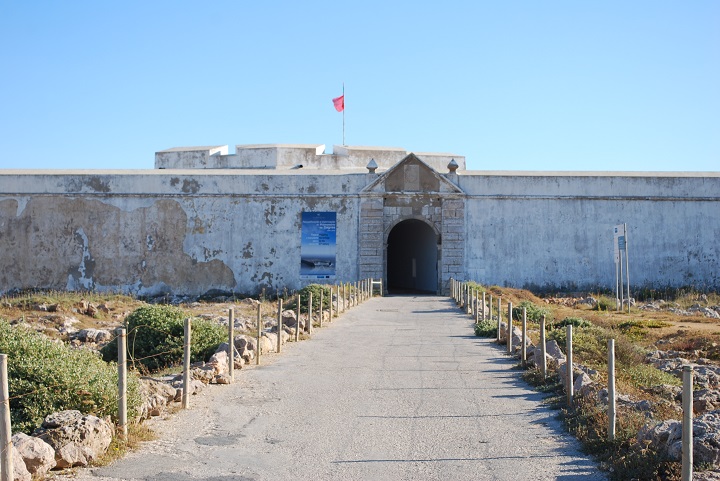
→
(300, 212, 336, 279)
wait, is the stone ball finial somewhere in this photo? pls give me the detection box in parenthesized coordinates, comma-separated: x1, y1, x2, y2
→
(367, 158, 378, 174)
(448, 158, 459, 173)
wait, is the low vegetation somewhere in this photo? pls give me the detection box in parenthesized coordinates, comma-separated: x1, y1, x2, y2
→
(0, 319, 142, 434)
(470, 283, 720, 480)
(297, 284, 334, 313)
(101, 305, 226, 372)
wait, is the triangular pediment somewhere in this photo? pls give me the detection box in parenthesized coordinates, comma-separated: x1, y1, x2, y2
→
(362, 153, 464, 194)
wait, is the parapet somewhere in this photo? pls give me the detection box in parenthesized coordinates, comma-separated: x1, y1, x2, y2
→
(155, 144, 466, 172)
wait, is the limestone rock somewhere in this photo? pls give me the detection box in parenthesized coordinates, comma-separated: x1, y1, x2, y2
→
(282, 309, 298, 327)
(638, 411, 720, 466)
(139, 377, 177, 419)
(172, 378, 206, 400)
(34, 410, 113, 468)
(259, 333, 275, 353)
(207, 350, 228, 376)
(5, 442, 32, 481)
(545, 340, 566, 361)
(234, 335, 257, 354)
(12, 433, 56, 476)
(695, 389, 720, 414)
(76, 328, 112, 343)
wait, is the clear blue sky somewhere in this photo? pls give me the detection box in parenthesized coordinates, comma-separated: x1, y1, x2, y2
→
(1, 1, 718, 171)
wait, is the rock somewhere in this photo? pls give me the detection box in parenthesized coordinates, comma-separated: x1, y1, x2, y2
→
(11, 443, 32, 481)
(282, 309, 298, 327)
(638, 411, 720, 466)
(12, 433, 57, 476)
(216, 342, 247, 368)
(695, 389, 720, 414)
(573, 372, 594, 397)
(138, 378, 177, 419)
(207, 350, 228, 377)
(172, 378, 206, 400)
(215, 374, 231, 384)
(234, 335, 257, 353)
(259, 333, 276, 353)
(34, 410, 113, 468)
(188, 365, 216, 383)
(76, 328, 112, 343)
(545, 340, 565, 361)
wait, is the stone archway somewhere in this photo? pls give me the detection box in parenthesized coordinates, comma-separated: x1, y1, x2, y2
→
(386, 218, 438, 294)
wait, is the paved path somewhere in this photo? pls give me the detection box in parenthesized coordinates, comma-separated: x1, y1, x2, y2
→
(68, 296, 604, 481)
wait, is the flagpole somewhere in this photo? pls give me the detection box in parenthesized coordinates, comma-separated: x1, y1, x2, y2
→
(342, 82, 345, 146)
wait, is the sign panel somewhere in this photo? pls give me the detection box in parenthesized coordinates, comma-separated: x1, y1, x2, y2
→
(300, 212, 336, 279)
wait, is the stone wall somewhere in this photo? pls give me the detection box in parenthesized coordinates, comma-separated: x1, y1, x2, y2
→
(0, 158, 717, 296)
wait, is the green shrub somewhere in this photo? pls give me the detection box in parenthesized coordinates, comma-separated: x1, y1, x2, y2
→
(554, 317, 593, 329)
(101, 305, 225, 372)
(474, 318, 498, 337)
(298, 284, 332, 313)
(548, 325, 611, 366)
(0, 320, 141, 434)
(594, 295, 616, 311)
(512, 300, 553, 323)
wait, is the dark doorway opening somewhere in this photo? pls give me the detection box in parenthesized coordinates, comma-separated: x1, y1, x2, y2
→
(386, 219, 438, 294)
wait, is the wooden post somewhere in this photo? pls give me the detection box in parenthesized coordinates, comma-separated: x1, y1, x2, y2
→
(521, 307, 527, 366)
(307, 292, 313, 334)
(330, 285, 334, 321)
(481, 291, 486, 322)
(608, 338, 616, 442)
(0, 354, 14, 481)
(295, 293, 301, 342)
(540, 315, 547, 379)
(319, 289, 324, 327)
(277, 299, 283, 353)
(496, 297, 502, 343)
(342, 283, 346, 312)
(489, 294, 493, 324)
(475, 289, 480, 325)
(182, 318, 191, 409)
(566, 324, 573, 406)
(682, 365, 694, 481)
(228, 308, 235, 382)
(256, 303, 261, 365)
(117, 328, 128, 438)
(507, 302, 513, 354)
(466, 284, 472, 315)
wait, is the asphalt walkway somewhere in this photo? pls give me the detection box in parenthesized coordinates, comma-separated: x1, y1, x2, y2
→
(70, 295, 605, 481)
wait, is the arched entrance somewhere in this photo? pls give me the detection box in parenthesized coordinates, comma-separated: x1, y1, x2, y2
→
(386, 219, 438, 294)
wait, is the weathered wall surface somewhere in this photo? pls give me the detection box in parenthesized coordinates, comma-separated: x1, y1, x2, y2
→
(0, 165, 718, 296)
(460, 172, 720, 290)
(0, 171, 366, 296)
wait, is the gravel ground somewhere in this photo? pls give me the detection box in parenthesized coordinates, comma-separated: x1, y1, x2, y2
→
(59, 295, 605, 481)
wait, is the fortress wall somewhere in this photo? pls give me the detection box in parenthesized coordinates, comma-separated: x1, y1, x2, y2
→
(460, 173, 720, 290)
(0, 166, 718, 296)
(0, 171, 368, 296)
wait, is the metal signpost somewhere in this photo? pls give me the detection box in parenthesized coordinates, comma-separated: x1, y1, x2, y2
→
(613, 224, 630, 313)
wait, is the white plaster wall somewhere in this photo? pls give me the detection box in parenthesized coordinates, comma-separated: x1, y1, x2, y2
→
(461, 173, 720, 291)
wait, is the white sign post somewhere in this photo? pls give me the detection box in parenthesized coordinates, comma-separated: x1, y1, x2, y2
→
(613, 224, 630, 313)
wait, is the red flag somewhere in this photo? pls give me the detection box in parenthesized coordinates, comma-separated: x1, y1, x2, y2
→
(332, 95, 344, 112)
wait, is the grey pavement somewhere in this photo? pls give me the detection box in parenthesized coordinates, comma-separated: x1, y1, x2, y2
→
(66, 295, 605, 481)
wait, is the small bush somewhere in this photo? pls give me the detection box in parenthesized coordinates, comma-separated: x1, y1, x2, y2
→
(594, 295, 616, 311)
(474, 318, 497, 337)
(0, 320, 141, 434)
(512, 300, 553, 323)
(554, 317, 592, 329)
(102, 305, 225, 372)
(621, 364, 681, 389)
(298, 284, 332, 313)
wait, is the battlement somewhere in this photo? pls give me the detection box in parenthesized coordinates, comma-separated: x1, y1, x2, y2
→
(155, 144, 466, 172)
